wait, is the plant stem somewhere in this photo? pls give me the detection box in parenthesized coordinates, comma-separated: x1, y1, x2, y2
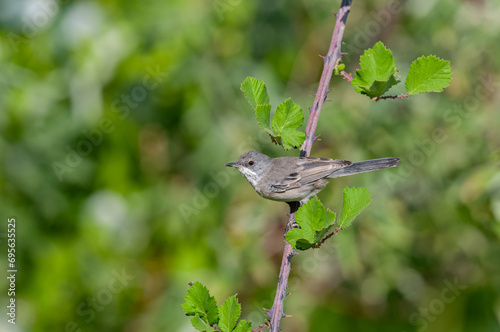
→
(267, 232, 296, 331)
(301, 0, 353, 158)
(340, 70, 353, 82)
(267, 1, 353, 331)
(376, 92, 410, 100)
(315, 226, 342, 248)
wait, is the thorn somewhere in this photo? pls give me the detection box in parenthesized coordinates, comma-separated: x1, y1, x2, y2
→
(325, 98, 332, 102)
(318, 54, 325, 59)
(341, 52, 348, 56)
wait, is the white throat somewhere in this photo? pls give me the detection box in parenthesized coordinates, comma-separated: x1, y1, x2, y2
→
(238, 167, 259, 188)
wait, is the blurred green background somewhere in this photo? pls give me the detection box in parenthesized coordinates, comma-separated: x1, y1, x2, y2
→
(1, 0, 500, 331)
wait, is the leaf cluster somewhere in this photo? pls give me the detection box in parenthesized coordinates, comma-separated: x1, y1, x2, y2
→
(183, 282, 253, 332)
(286, 188, 372, 250)
(241, 77, 305, 150)
(351, 41, 451, 100)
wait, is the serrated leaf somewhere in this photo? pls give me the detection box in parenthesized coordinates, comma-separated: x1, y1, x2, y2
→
(218, 295, 241, 332)
(285, 197, 336, 250)
(182, 282, 219, 325)
(272, 98, 303, 132)
(255, 104, 274, 135)
(241, 77, 275, 137)
(339, 187, 372, 228)
(358, 76, 399, 99)
(286, 228, 314, 251)
(241, 77, 270, 110)
(280, 128, 306, 150)
(233, 320, 252, 332)
(405, 55, 451, 96)
(271, 98, 305, 149)
(352, 41, 400, 99)
(190, 314, 217, 332)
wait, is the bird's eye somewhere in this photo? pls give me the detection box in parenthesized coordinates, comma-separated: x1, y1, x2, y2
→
(248, 160, 254, 166)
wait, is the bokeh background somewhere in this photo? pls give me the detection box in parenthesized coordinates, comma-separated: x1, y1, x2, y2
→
(1, 0, 500, 331)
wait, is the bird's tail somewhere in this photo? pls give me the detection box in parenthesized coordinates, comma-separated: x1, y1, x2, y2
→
(328, 157, 400, 179)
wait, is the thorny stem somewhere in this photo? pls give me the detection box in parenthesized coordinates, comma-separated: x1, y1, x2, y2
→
(376, 92, 410, 101)
(300, 0, 353, 158)
(315, 226, 342, 248)
(252, 324, 269, 332)
(267, 1, 353, 331)
(340, 70, 353, 82)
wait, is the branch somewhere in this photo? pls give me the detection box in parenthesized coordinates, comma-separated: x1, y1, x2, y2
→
(267, 1, 353, 331)
(252, 324, 269, 332)
(375, 92, 410, 101)
(339, 70, 353, 82)
(300, 0, 353, 158)
(314, 226, 342, 248)
(266, 223, 296, 331)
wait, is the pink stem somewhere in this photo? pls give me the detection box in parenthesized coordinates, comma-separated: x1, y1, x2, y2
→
(267, 1, 353, 331)
(301, 0, 353, 158)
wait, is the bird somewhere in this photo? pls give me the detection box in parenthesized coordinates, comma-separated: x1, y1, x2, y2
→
(226, 150, 399, 204)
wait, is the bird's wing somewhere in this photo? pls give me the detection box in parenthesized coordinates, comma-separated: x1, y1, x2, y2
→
(269, 157, 352, 192)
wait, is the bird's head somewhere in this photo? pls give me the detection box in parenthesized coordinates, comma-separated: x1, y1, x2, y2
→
(225, 150, 271, 186)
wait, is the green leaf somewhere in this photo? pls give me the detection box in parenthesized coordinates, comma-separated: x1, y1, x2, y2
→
(240, 77, 306, 149)
(240, 77, 270, 110)
(338, 187, 372, 229)
(241, 77, 275, 137)
(271, 98, 305, 149)
(405, 55, 451, 96)
(218, 295, 241, 332)
(280, 128, 306, 150)
(286, 196, 336, 250)
(334, 63, 345, 75)
(190, 314, 217, 332)
(255, 104, 274, 135)
(352, 41, 400, 99)
(272, 98, 303, 132)
(182, 282, 219, 326)
(362, 76, 399, 99)
(233, 320, 252, 332)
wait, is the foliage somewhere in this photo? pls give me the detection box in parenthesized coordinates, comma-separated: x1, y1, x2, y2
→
(286, 196, 337, 250)
(405, 55, 452, 95)
(241, 77, 305, 149)
(352, 41, 451, 100)
(182, 282, 219, 326)
(183, 282, 252, 332)
(286, 188, 372, 250)
(338, 187, 372, 229)
(351, 41, 400, 99)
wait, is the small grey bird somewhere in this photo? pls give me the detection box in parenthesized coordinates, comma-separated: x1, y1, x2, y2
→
(226, 151, 399, 204)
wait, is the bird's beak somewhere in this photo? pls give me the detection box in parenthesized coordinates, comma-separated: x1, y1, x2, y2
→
(225, 162, 237, 167)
